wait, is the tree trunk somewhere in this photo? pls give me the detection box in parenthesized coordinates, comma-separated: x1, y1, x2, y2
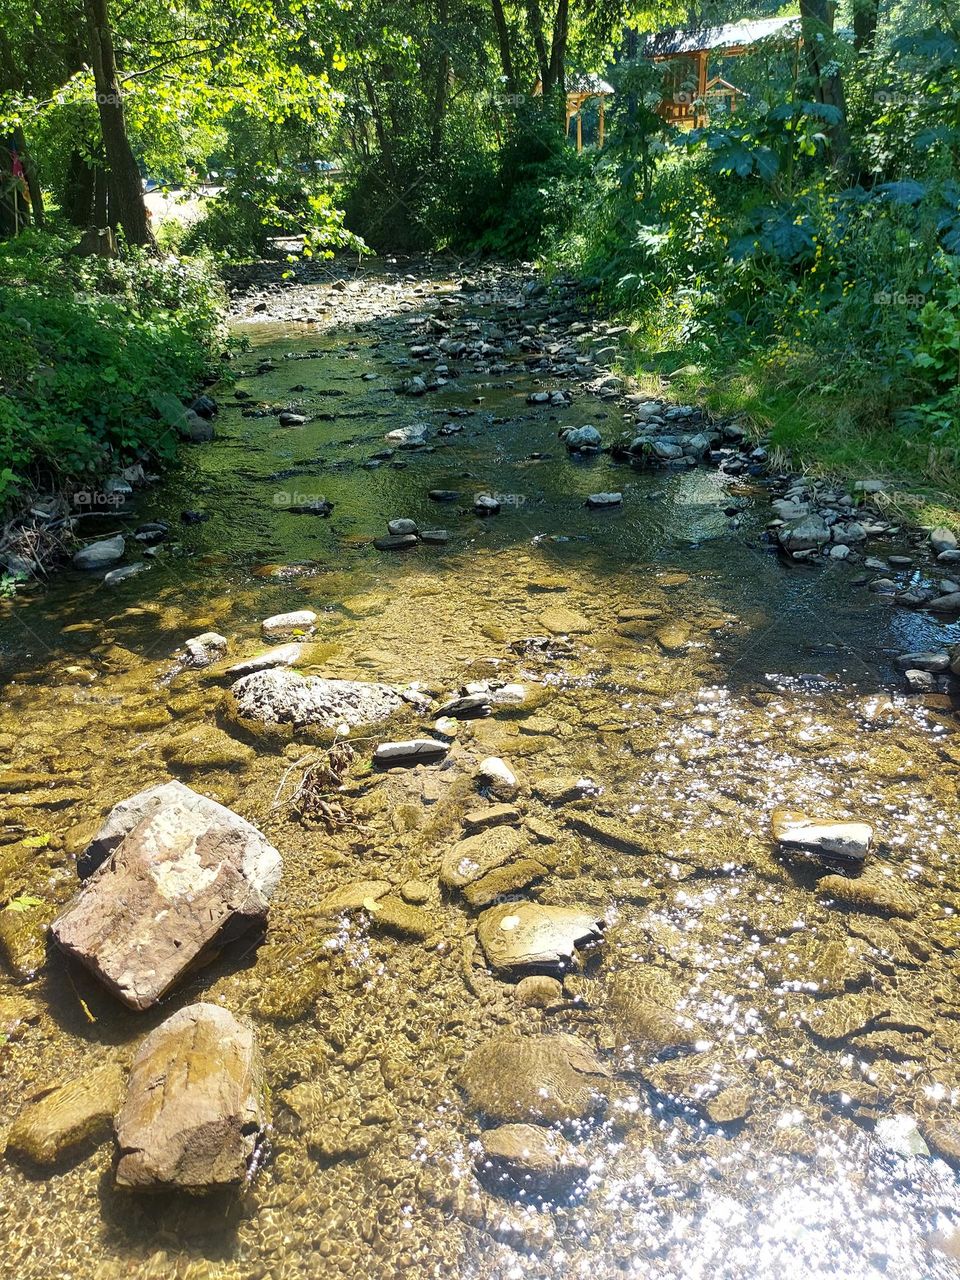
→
(545, 0, 569, 108)
(525, 0, 551, 90)
(83, 0, 155, 249)
(490, 0, 516, 95)
(799, 0, 852, 172)
(430, 0, 452, 158)
(64, 151, 93, 226)
(853, 0, 879, 51)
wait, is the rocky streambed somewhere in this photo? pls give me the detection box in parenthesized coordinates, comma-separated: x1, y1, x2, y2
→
(1, 262, 960, 1280)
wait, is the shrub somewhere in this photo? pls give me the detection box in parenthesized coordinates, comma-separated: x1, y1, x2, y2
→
(0, 230, 225, 507)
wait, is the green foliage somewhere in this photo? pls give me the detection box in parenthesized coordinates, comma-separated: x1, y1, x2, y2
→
(0, 230, 224, 499)
(547, 9, 960, 490)
(457, 106, 596, 256)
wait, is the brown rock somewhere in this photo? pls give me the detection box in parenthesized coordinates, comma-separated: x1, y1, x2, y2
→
(461, 1033, 610, 1125)
(477, 901, 604, 972)
(440, 827, 528, 889)
(515, 975, 563, 1008)
(51, 782, 281, 1011)
(115, 1003, 266, 1190)
(462, 858, 549, 907)
(607, 969, 706, 1060)
(6, 1063, 124, 1165)
(463, 804, 521, 832)
(478, 1123, 588, 1187)
(816, 873, 917, 919)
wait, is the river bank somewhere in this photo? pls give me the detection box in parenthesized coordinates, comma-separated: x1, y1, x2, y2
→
(2, 260, 960, 1280)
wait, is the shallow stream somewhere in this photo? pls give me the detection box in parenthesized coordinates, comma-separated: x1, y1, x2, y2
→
(2, 266, 960, 1280)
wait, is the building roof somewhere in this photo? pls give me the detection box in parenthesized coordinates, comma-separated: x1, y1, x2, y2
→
(567, 73, 615, 96)
(645, 15, 800, 58)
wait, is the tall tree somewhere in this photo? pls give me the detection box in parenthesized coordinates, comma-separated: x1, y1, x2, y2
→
(84, 0, 155, 247)
(799, 0, 852, 171)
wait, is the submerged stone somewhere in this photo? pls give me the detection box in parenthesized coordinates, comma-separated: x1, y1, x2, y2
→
(477, 1123, 588, 1188)
(476, 901, 604, 972)
(817, 872, 917, 918)
(460, 1033, 610, 1125)
(115, 1003, 266, 1190)
(607, 969, 706, 1061)
(5, 1062, 124, 1166)
(462, 857, 550, 907)
(440, 827, 528, 889)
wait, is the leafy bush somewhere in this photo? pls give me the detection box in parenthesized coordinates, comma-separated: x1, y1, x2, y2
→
(548, 21, 960, 489)
(0, 230, 225, 507)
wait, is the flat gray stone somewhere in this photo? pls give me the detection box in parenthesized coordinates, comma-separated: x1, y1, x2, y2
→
(73, 535, 124, 570)
(374, 738, 449, 766)
(225, 642, 304, 676)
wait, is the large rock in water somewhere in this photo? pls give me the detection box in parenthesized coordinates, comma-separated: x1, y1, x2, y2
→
(115, 1003, 266, 1190)
(51, 782, 281, 1010)
(607, 969, 706, 1066)
(477, 901, 604, 972)
(225, 668, 408, 740)
(778, 514, 829, 554)
(5, 1062, 124, 1165)
(478, 1123, 588, 1189)
(460, 1033, 610, 1125)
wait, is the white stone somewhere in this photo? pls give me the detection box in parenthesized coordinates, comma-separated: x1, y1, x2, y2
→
(373, 739, 449, 765)
(476, 756, 518, 800)
(771, 808, 872, 862)
(261, 610, 317, 639)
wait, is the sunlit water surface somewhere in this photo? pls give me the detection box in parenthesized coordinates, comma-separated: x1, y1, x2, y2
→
(1, 271, 960, 1280)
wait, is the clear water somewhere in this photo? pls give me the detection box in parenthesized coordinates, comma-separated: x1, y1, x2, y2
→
(1, 268, 959, 1280)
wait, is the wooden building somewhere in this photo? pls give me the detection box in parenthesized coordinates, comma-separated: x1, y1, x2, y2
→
(646, 16, 801, 128)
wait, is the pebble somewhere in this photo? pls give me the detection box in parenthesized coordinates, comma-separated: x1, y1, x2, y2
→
(476, 756, 519, 800)
(387, 518, 418, 536)
(373, 739, 449, 766)
(374, 534, 418, 550)
(261, 610, 317, 639)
